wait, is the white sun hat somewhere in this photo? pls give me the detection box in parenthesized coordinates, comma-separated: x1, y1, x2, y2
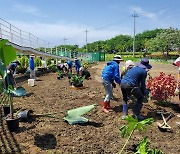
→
(125, 60, 134, 69)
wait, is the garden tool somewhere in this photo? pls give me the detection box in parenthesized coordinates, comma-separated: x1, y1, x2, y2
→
(157, 112, 173, 130)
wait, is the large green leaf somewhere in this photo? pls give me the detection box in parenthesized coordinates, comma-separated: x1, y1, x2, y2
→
(0, 39, 16, 67)
(135, 136, 150, 154)
(119, 116, 154, 138)
(4, 86, 26, 96)
(63, 116, 88, 125)
(11, 86, 26, 96)
(67, 104, 97, 117)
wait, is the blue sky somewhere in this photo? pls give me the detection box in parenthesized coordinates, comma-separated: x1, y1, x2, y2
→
(0, 0, 180, 47)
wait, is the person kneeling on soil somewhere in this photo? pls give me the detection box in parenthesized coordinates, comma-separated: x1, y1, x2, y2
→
(101, 55, 123, 113)
(120, 58, 152, 120)
(79, 67, 91, 79)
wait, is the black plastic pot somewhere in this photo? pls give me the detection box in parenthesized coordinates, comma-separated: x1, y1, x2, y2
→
(57, 76, 61, 80)
(18, 110, 33, 122)
(3, 106, 10, 117)
(4, 117, 19, 132)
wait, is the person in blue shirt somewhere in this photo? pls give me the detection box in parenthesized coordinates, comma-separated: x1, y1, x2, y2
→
(29, 54, 36, 79)
(67, 60, 73, 73)
(5, 61, 21, 88)
(74, 57, 81, 74)
(120, 58, 152, 120)
(101, 55, 123, 113)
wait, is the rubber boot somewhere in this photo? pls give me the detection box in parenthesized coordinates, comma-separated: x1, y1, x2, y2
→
(122, 103, 128, 119)
(106, 101, 113, 110)
(102, 102, 109, 113)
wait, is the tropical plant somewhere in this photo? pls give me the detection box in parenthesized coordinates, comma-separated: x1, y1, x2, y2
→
(135, 136, 163, 154)
(69, 75, 85, 87)
(46, 57, 52, 66)
(146, 72, 176, 102)
(119, 116, 154, 154)
(0, 39, 17, 119)
(34, 57, 42, 67)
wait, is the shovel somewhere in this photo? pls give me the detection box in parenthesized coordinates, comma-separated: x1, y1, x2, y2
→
(157, 113, 172, 130)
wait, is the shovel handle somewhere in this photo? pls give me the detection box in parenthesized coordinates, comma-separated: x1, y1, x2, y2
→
(161, 113, 172, 126)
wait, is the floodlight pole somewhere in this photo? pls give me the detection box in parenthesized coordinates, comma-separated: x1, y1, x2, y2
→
(132, 12, 138, 57)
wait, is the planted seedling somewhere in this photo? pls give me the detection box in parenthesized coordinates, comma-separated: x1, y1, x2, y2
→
(135, 136, 163, 154)
(119, 116, 154, 154)
(69, 74, 85, 87)
(57, 70, 63, 79)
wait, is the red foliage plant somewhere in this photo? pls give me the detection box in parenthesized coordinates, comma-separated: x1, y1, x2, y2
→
(146, 72, 177, 102)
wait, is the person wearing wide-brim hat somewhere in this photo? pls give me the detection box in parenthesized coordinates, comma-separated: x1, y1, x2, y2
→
(101, 55, 123, 113)
(29, 54, 36, 80)
(120, 58, 152, 120)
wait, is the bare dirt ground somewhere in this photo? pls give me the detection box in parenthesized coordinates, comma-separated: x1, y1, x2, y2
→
(0, 62, 180, 154)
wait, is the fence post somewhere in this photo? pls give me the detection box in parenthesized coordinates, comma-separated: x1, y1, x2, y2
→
(29, 33, 31, 47)
(10, 24, 13, 42)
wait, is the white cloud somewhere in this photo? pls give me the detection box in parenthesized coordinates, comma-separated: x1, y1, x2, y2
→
(13, 3, 47, 18)
(130, 6, 157, 20)
(7, 20, 130, 47)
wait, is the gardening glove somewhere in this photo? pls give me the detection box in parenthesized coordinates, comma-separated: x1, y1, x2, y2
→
(112, 82, 116, 88)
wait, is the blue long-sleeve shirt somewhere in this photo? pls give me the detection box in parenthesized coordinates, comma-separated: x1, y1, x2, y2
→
(121, 66, 147, 93)
(67, 60, 73, 68)
(74, 60, 81, 72)
(29, 57, 35, 70)
(101, 61, 121, 84)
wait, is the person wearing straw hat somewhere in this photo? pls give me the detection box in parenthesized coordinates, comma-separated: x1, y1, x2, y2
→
(101, 55, 123, 113)
(29, 54, 36, 80)
(121, 58, 152, 120)
(173, 56, 180, 108)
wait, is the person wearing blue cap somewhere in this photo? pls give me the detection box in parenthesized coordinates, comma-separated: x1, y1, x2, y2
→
(120, 58, 152, 120)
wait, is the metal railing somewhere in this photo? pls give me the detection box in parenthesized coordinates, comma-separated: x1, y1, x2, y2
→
(0, 17, 58, 56)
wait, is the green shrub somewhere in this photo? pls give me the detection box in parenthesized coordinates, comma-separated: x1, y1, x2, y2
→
(47, 58, 52, 66)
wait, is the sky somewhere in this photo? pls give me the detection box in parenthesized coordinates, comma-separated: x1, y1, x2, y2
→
(0, 0, 180, 47)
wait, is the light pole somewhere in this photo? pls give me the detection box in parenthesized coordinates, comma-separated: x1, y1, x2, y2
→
(132, 11, 138, 57)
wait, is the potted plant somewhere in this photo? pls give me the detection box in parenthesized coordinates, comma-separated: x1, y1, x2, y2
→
(69, 75, 85, 87)
(0, 39, 20, 132)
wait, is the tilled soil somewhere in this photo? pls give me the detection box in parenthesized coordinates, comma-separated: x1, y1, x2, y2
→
(0, 62, 180, 154)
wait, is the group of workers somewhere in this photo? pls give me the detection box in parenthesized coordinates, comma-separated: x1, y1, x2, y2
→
(101, 55, 152, 120)
(5, 54, 36, 89)
(56, 57, 91, 79)
(5, 53, 180, 120)
(6, 55, 92, 89)
(101, 55, 180, 120)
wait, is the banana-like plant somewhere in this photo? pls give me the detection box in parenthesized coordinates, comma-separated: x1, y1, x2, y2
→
(119, 116, 154, 154)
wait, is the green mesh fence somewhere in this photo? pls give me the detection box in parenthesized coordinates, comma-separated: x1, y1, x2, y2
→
(57, 51, 105, 62)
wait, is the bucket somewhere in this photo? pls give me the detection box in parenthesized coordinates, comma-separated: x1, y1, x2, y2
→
(28, 79, 35, 86)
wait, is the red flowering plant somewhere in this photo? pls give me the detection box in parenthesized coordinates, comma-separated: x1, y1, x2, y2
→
(146, 72, 177, 102)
